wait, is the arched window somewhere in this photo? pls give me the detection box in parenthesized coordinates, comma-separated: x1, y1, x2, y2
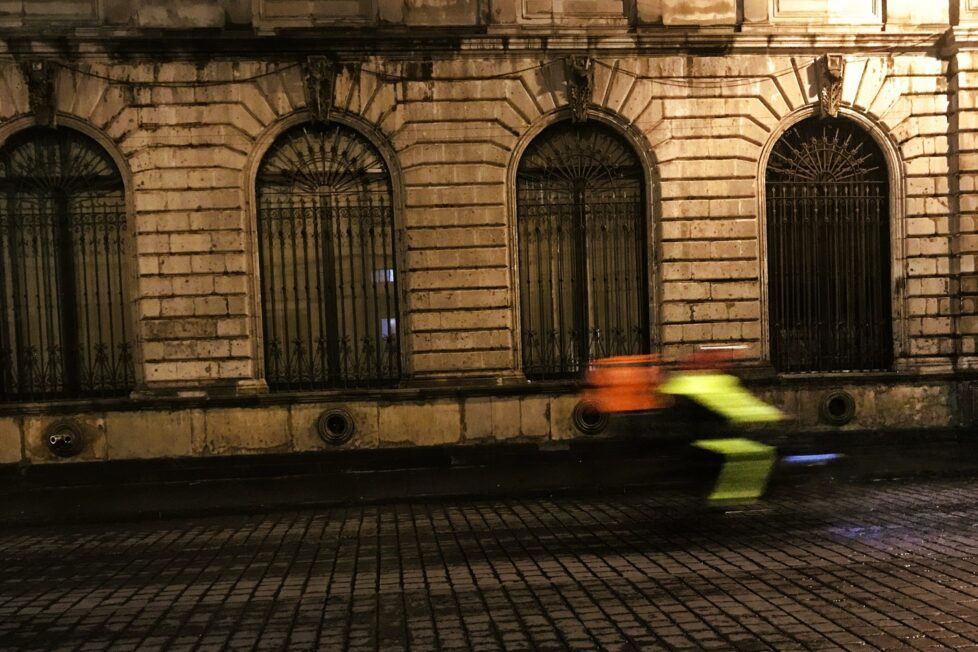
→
(0, 127, 134, 400)
(766, 116, 892, 373)
(256, 122, 400, 390)
(517, 122, 649, 379)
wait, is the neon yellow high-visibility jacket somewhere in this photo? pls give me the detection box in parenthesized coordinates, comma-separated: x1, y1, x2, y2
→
(658, 372, 783, 424)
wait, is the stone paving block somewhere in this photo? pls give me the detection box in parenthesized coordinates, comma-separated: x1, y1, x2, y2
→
(3, 479, 978, 648)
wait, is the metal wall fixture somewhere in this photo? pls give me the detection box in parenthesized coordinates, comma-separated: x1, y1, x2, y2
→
(572, 399, 609, 435)
(317, 408, 355, 445)
(44, 419, 85, 457)
(819, 391, 856, 426)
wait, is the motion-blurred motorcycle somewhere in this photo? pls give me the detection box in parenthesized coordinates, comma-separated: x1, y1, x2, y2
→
(583, 347, 839, 505)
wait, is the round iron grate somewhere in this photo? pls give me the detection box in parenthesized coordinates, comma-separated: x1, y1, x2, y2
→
(572, 400, 609, 435)
(317, 409, 355, 446)
(819, 391, 855, 426)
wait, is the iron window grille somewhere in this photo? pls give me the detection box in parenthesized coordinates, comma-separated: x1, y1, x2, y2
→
(0, 127, 134, 400)
(517, 122, 650, 380)
(766, 117, 892, 373)
(256, 122, 400, 390)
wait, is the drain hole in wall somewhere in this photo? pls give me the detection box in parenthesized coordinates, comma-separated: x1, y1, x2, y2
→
(572, 400, 609, 435)
(317, 409, 355, 446)
(819, 391, 855, 426)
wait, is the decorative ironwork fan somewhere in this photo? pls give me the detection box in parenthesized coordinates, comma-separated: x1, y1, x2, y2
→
(257, 122, 390, 198)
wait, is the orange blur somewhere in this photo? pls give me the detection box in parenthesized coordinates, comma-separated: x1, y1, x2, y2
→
(582, 354, 672, 414)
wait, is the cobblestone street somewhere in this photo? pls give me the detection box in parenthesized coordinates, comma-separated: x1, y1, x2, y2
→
(2, 476, 978, 651)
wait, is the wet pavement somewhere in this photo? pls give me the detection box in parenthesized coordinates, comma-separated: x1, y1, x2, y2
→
(2, 474, 978, 650)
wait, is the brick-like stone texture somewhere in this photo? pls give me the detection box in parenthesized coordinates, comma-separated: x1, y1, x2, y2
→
(0, 0, 98, 21)
(258, 0, 372, 22)
(951, 52, 978, 364)
(0, 24, 966, 431)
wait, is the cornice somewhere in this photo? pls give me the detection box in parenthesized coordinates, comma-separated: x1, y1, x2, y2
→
(467, 30, 948, 54)
(0, 26, 952, 59)
(941, 25, 978, 53)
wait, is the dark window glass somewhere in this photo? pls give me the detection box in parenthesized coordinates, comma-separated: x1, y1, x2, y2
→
(0, 127, 133, 400)
(517, 122, 649, 379)
(766, 117, 892, 373)
(256, 122, 400, 389)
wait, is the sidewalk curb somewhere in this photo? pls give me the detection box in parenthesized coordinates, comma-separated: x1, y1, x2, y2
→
(2, 429, 977, 525)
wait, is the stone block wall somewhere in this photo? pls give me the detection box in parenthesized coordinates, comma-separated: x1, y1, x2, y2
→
(111, 62, 278, 388)
(949, 46, 978, 368)
(0, 17, 973, 464)
(0, 392, 591, 464)
(0, 48, 960, 386)
(0, 0, 98, 24)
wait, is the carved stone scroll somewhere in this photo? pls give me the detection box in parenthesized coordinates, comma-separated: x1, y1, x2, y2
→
(817, 54, 845, 118)
(21, 60, 57, 127)
(566, 56, 593, 123)
(304, 56, 336, 123)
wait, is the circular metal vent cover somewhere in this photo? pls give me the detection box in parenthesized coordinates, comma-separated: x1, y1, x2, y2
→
(317, 409, 355, 446)
(819, 391, 856, 426)
(572, 400, 609, 435)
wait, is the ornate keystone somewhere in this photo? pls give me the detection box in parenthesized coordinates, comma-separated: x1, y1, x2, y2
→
(304, 56, 336, 123)
(566, 56, 593, 123)
(21, 60, 57, 127)
(817, 54, 845, 118)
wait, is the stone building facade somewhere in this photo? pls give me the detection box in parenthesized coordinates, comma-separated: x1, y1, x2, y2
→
(0, 0, 973, 465)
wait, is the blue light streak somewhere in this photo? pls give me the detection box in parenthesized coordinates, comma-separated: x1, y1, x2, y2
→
(781, 453, 842, 465)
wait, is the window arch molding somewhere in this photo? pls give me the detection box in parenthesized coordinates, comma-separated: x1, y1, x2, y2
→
(244, 109, 407, 388)
(0, 114, 141, 398)
(756, 105, 908, 371)
(506, 107, 660, 379)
